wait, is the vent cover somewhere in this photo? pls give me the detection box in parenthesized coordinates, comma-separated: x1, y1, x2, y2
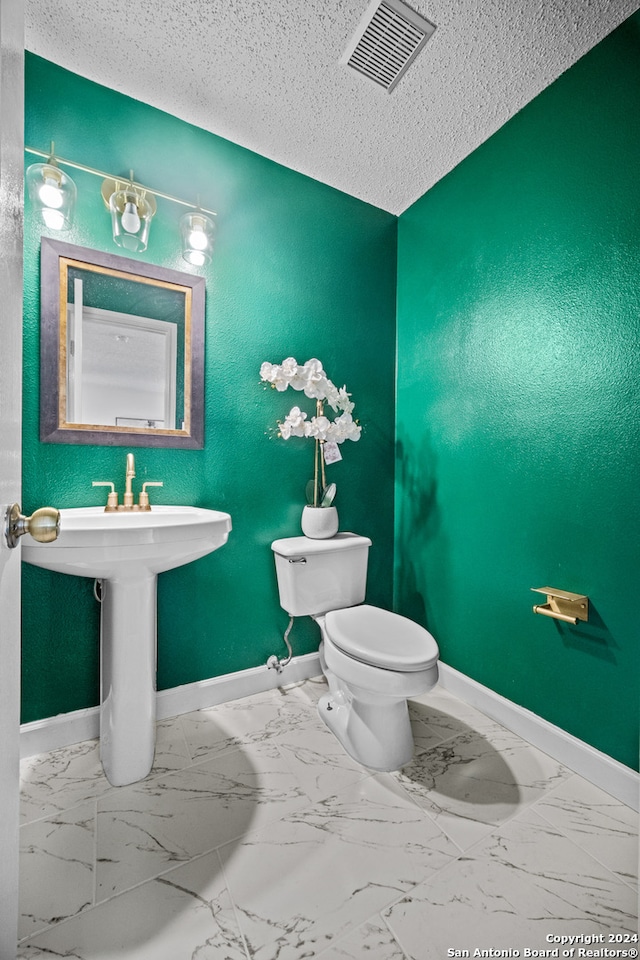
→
(342, 0, 436, 93)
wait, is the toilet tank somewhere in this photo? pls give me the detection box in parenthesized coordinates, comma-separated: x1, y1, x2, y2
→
(271, 533, 372, 617)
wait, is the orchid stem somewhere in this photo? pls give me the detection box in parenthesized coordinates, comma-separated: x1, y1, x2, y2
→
(315, 399, 325, 506)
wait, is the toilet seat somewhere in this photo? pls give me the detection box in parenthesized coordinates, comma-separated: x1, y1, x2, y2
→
(324, 604, 438, 673)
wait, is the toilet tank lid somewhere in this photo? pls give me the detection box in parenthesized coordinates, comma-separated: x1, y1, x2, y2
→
(271, 532, 372, 557)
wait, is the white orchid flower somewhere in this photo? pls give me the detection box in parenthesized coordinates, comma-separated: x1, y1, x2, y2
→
(322, 381, 341, 411)
(305, 415, 331, 440)
(328, 412, 361, 443)
(260, 361, 278, 383)
(296, 359, 324, 398)
(301, 358, 325, 380)
(281, 357, 309, 391)
(336, 387, 354, 414)
(279, 405, 308, 439)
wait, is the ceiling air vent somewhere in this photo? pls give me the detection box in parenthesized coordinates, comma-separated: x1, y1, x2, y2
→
(342, 0, 436, 93)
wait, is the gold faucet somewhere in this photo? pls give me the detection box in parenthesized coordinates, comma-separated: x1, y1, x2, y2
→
(123, 453, 136, 509)
(93, 453, 163, 511)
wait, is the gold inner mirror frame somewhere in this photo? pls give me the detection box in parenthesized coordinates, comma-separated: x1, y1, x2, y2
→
(40, 238, 205, 449)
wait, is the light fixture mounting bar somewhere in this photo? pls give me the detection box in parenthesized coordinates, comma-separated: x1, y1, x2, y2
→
(24, 146, 217, 218)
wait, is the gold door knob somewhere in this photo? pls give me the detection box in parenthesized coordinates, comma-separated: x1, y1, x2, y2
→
(4, 503, 60, 549)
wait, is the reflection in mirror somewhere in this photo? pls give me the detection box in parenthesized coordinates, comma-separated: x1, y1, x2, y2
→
(65, 270, 182, 429)
(40, 239, 205, 448)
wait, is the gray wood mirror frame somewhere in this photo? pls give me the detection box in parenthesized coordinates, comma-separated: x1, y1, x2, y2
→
(39, 238, 205, 448)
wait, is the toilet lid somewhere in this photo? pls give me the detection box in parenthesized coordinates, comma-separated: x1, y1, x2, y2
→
(324, 604, 439, 672)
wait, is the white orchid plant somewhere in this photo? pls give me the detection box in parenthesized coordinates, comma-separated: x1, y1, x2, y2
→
(259, 357, 361, 508)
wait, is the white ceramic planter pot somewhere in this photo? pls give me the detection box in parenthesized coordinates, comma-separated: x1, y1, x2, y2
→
(301, 505, 339, 539)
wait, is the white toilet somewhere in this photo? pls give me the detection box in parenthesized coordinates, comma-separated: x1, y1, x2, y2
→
(271, 532, 439, 771)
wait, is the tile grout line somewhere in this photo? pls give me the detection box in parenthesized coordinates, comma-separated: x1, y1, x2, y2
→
(91, 797, 98, 917)
(213, 846, 253, 960)
(531, 802, 639, 894)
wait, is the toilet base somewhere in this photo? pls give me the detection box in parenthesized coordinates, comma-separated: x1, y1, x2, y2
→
(316, 635, 438, 772)
(317, 689, 414, 772)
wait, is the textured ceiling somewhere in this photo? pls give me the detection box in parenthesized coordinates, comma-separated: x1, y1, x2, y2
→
(25, 0, 639, 215)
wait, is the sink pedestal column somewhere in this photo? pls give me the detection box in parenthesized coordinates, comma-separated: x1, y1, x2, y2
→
(100, 574, 157, 786)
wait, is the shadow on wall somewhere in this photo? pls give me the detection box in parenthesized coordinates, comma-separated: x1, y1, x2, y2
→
(552, 602, 619, 665)
(395, 435, 443, 633)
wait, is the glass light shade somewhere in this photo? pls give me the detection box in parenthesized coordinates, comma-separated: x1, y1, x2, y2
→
(109, 188, 154, 252)
(180, 211, 215, 266)
(26, 162, 76, 231)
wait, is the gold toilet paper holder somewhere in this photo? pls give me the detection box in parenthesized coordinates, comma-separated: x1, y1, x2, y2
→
(531, 587, 589, 625)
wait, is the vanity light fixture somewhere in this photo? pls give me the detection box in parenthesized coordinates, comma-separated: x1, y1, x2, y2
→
(26, 144, 77, 231)
(102, 175, 157, 253)
(180, 210, 215, 266)
(24, 143, 217, 265)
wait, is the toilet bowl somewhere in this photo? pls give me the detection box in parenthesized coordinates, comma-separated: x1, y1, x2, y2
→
(316, 604, 439, 771)
(271, 533, 440, 772)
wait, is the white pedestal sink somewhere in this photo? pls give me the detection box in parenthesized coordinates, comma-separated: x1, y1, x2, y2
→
(22, 506, 232, 786)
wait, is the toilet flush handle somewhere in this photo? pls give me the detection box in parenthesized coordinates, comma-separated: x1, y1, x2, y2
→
(288, 557, 307, 564)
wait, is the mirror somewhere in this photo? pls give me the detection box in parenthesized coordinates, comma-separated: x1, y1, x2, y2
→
(39, 238, 205, 448)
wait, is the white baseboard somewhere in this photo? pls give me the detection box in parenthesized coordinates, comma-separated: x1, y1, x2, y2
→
(19, 652, 322, 760)
(156, 652, 322, 720)
(20, 706, 100, 760)
(438, 662, 639, 811)
(19, 655, 639, 811)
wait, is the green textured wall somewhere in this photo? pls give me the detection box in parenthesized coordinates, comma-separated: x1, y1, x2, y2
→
(396, 15, 640, 770)
(22, 54, 397, 722)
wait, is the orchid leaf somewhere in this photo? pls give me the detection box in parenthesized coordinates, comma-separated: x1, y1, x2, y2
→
(305, 480, 316, 505)
(321, 482, 337, 507)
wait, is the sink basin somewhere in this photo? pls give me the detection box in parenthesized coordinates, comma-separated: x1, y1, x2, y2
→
(22, 505, 232, 578)
(22, 505, 232, 787)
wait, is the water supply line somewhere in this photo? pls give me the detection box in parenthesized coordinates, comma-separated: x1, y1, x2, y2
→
(267, 616, 294, 673)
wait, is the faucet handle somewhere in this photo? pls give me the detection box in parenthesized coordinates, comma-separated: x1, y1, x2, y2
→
(92, 481, 118, 512)
(138, 481, 163, 511)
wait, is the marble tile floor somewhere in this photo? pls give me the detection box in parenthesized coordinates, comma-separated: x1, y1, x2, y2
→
(17, 678, 638, 959)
